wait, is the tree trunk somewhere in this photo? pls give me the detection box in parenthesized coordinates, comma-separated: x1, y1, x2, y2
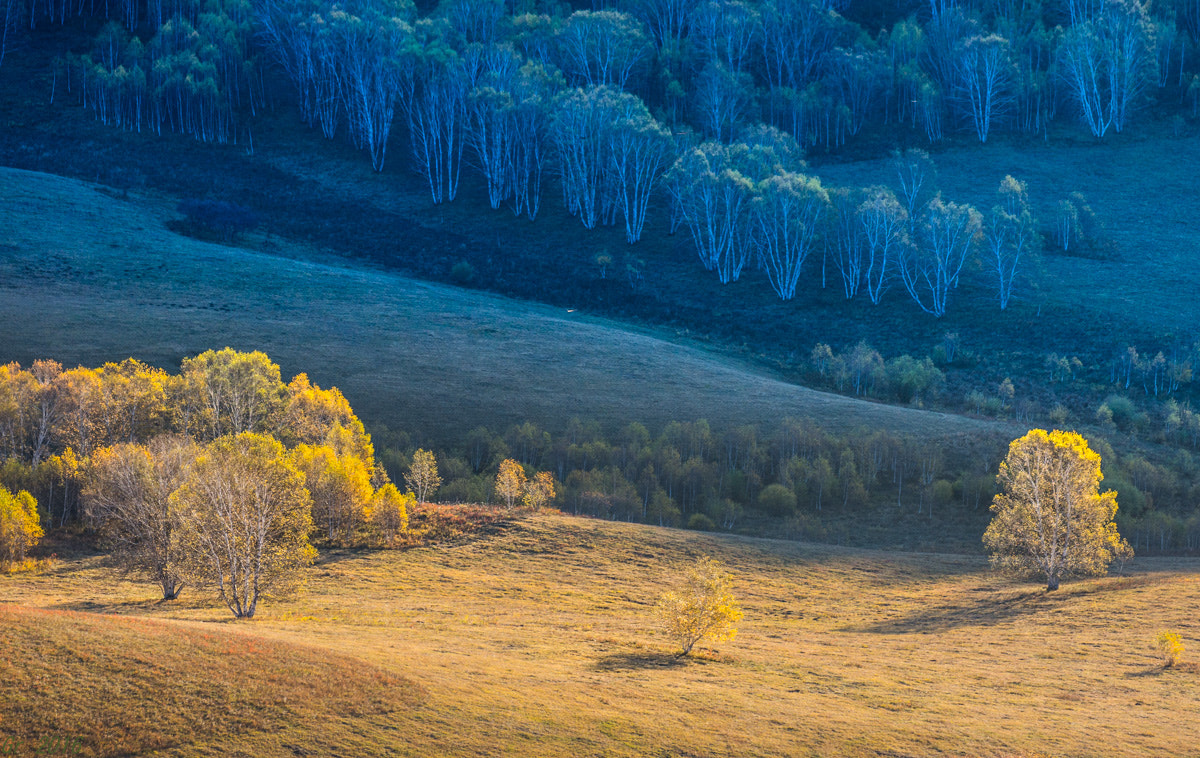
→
(1046, 575, 1060, 591)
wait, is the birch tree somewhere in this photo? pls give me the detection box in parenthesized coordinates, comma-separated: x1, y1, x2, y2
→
(406, 448, 441, 505)
(409, 21, 470, 203)
(668, 141, 757, 284)
(628, 0, 693, 50)
(551, 85, 618, 229)
(465, 43, 521, 209)
(899, 196, 981, 316)
(857, 187, 907, 305)
(956, 34, 1013, 142)
(985, 175, 1037, 309)
(83, 436, 196, 600)
(983, 429, 1131, 590)
(606, 96, 673, 243)
(179, 348, 287, 440)
(829, 187, 865, 298)
(759, 0, 838, 91)
(1058, 0, 1154, 136)
(752, 172, 829, 300)
(556, 10, 649, 89)
(691, 0, 759, 74)
(331, 7, 413, 171)
(508, 61, 559, 220)
(170, 432, 314, 618)
(0, 486, 41, 571)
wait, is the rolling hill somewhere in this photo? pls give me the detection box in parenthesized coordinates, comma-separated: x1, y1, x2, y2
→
(2, 512, 1199, 756)
(0, 166, 1013, 446)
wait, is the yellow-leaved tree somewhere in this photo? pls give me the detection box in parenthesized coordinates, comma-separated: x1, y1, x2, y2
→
(369, 483, 412, 547)
(983, 429, 1132, 591)
(495, 459, 526, 510)
(522, 471, 556, 510)
(656, 556, 743, 658)
(83, 436, 196, 599)
(406, 449, 441, 505)
(170, 433, 314, 618)
(291, 443, 373, 545)
(0, 485, 43, 570)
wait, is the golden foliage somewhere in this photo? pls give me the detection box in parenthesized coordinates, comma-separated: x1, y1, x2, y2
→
(655, 555, 743, 657)
(170, 433, 315, 618)
(0, 485, 43, 570)
(495, 459, 526, 510)
(1156, 630, 1184, 668)
(369, 483, 413, 546)
(522, 471, 556, 510)
(291, 443, 373, 545)
(83, 436, 196, 599)
(983, 429, 1132, 590)
(405, 449, 442, 505)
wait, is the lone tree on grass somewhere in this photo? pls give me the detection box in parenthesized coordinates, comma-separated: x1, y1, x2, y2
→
(983, 429, 1132, 591)
(656, 556, 743, 657)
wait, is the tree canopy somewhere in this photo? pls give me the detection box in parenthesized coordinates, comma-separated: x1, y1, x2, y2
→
(983, 429, 1132, 590)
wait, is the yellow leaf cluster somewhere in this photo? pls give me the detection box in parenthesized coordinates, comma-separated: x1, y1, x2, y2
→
(983, 429, 1132, 590)
(0, 485, 43, 570)
(655, 556, 743, 657)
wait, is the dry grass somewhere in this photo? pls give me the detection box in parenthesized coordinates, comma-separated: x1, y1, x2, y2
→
(0, 604, 419, 757)
(3, 511, 1199, 756)
(0, 166, 1012, 445)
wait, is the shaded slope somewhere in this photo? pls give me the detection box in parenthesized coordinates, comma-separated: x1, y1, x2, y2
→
(0, 167, 1013, 445)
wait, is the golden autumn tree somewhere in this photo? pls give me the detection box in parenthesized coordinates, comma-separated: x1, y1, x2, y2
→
(179, 348, 287, 440)
(83, 436, 196, 599)
(368, 483, 412, 547)
(0, 485, 43, 570)
(290, 443, 373, 545)
(495, 458, 526, 510)
(170, 433, 314, 618)
(983, 429, 1132, 591)
(405, 449, 441, 505)
(522, 471, 556, 510)
(656, 556, 743, 658)
(279, 373, 374, 466)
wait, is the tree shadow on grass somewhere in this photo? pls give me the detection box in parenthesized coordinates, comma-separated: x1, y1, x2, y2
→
(849, 574, 1170, 634)
(51, 597, 190, 614)
(593, 650, 687, 672)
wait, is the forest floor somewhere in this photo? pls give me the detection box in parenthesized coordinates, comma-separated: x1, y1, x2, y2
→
(3, 511, 1199, 757)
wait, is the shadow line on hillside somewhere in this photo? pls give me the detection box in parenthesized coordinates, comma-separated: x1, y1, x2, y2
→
(848, 574, 1170, 634)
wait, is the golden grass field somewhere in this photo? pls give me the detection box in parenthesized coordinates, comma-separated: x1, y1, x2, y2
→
(0, 166, 1011, 445)
(2, 510, 1199, 757)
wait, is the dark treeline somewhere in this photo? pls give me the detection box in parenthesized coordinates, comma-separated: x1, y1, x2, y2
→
(372, 412, 1200, 554)
(5, 0, 1193, 316)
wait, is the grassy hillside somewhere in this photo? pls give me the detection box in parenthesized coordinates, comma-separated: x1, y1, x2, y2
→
(3, 512, 1199, 756)
(0, 166, 1012, 446)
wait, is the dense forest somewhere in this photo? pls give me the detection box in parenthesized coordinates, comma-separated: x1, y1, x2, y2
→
(3, 0, 1194, 313)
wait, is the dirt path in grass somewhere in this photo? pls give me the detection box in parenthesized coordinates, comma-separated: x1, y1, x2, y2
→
(0, 166, 1014, 443)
